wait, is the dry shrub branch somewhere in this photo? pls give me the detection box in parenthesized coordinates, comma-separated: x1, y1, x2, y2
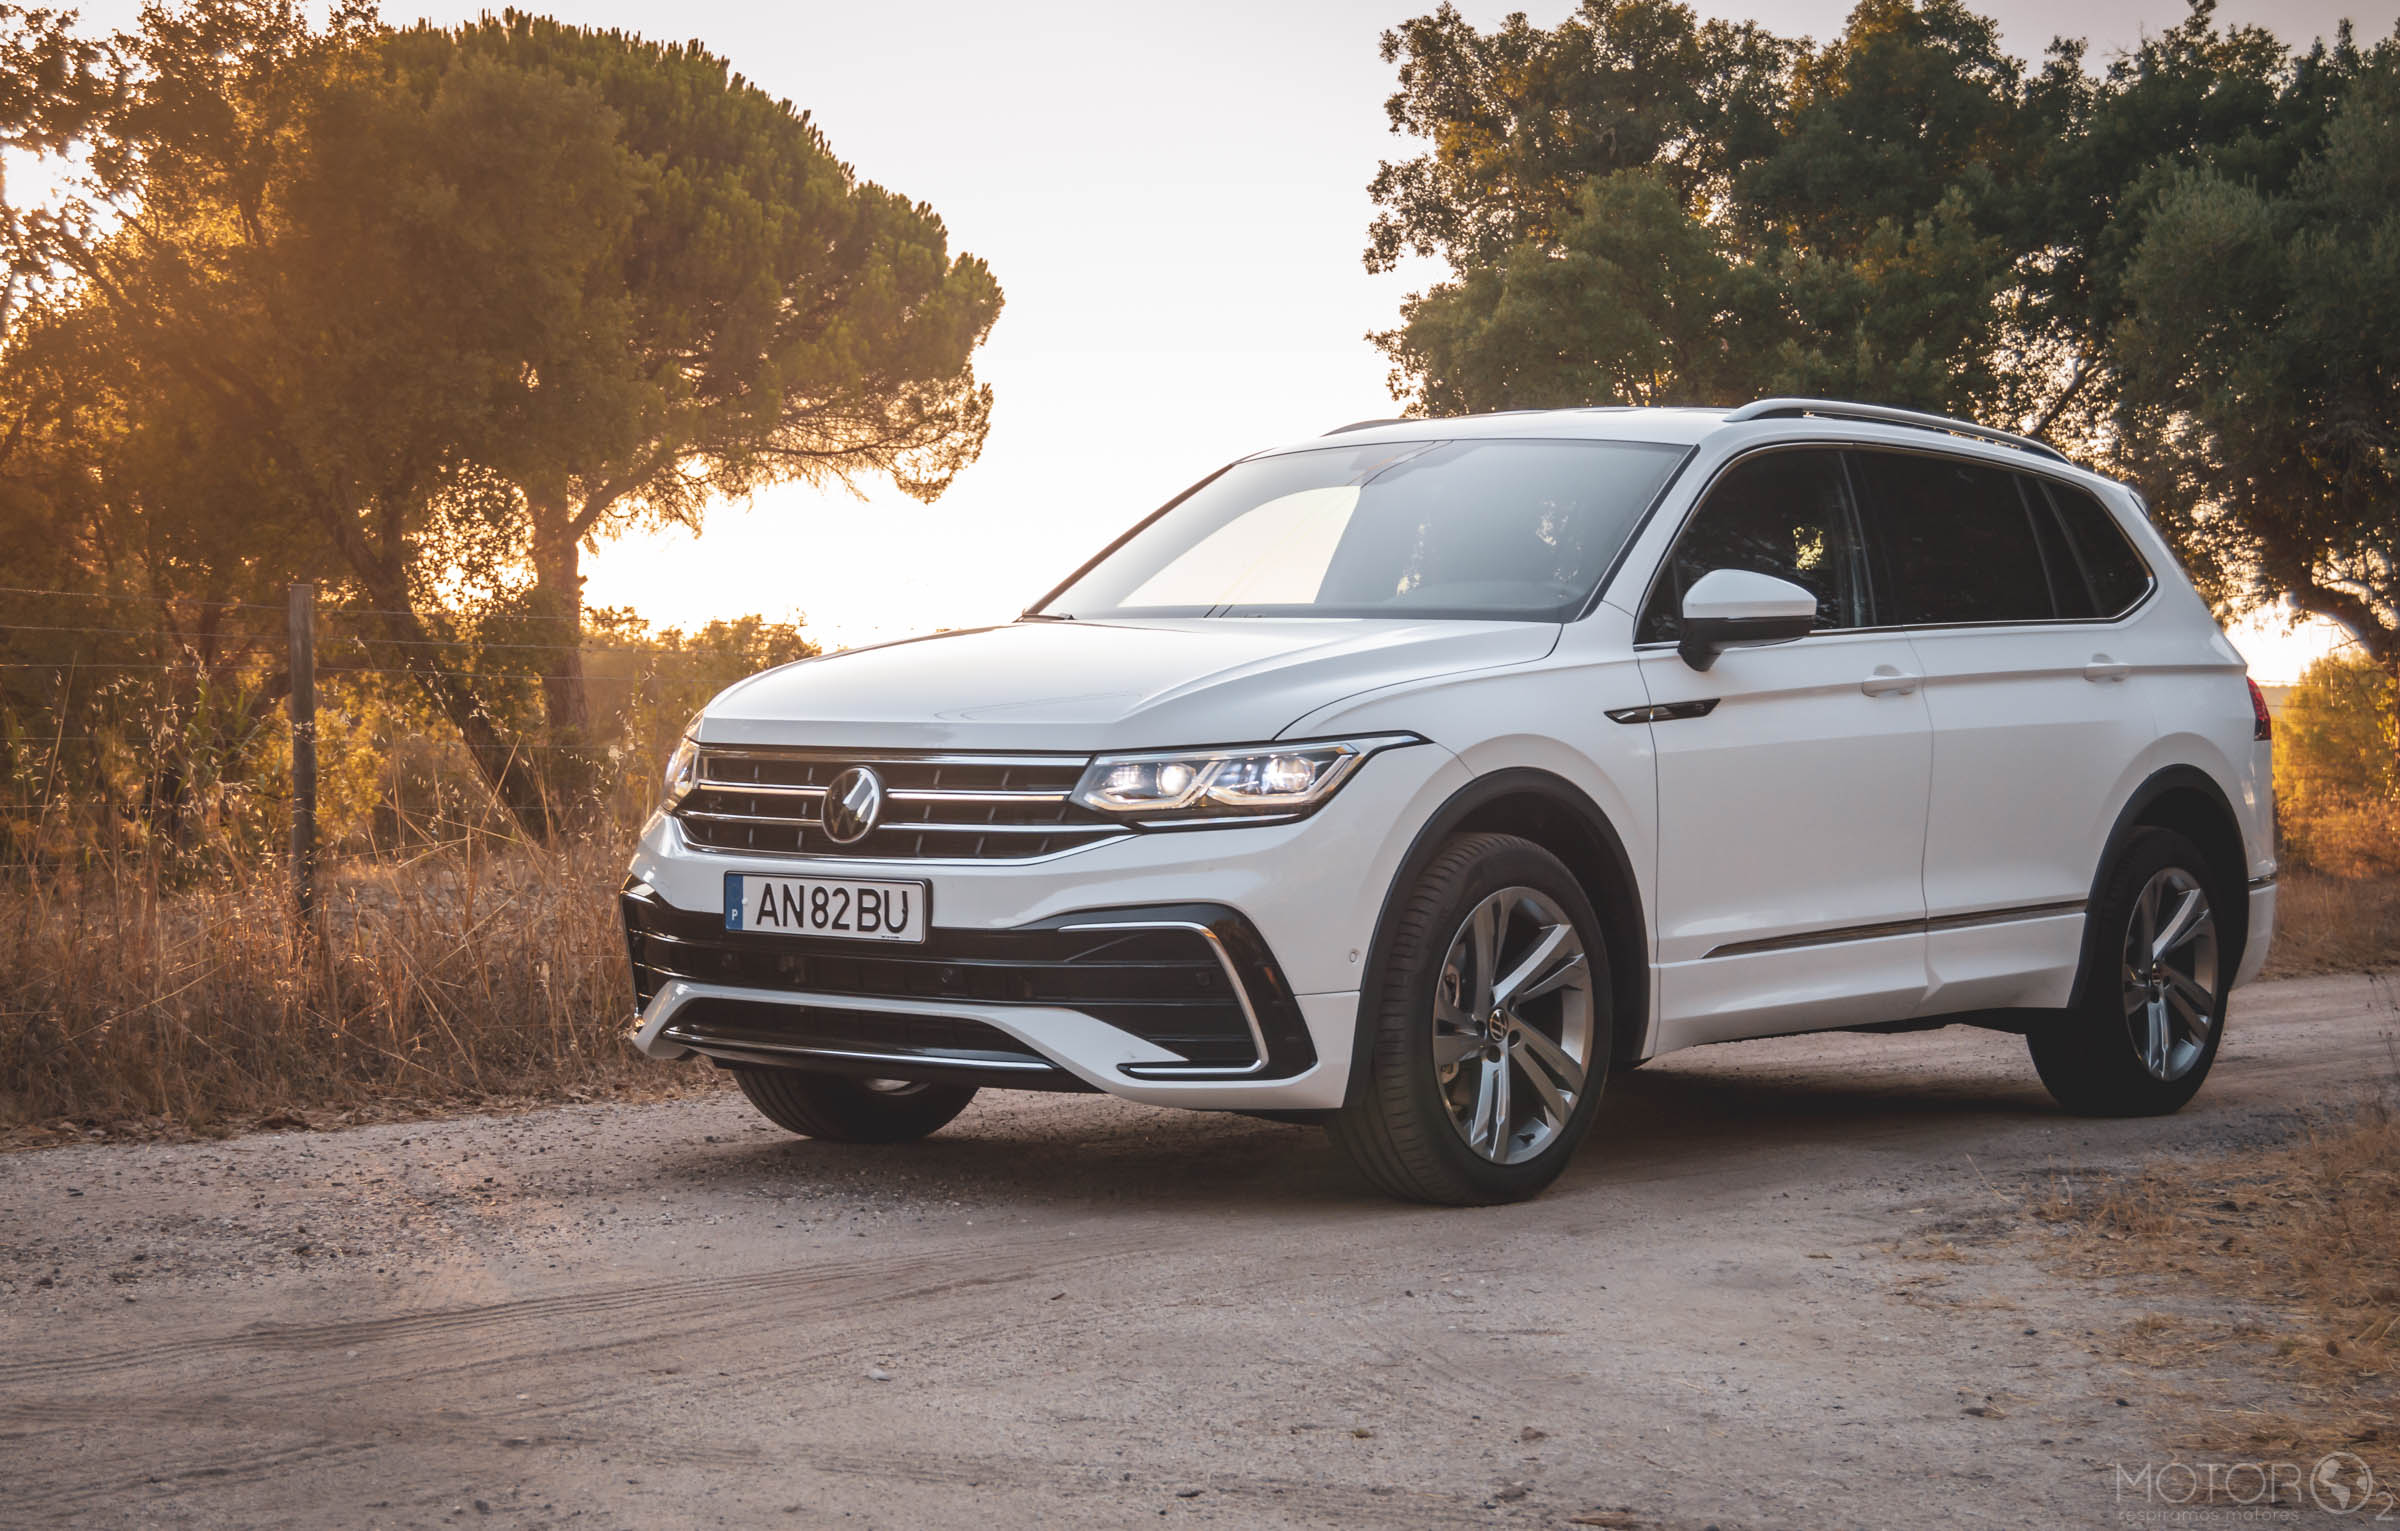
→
(0, 834, 705, 1136)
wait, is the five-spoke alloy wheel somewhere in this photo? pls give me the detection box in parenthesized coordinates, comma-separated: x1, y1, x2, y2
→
(1331, 833, 1613, 1204)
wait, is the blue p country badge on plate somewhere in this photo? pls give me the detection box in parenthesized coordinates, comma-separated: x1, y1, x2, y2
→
(723, 871, 743, 931)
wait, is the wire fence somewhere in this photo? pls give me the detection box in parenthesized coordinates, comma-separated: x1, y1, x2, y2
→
(0, 580, 778, 892)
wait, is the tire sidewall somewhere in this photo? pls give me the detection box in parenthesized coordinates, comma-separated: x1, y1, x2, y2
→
(1368, 835, 1614, 1199)
(2037, 827, 2231, 1115)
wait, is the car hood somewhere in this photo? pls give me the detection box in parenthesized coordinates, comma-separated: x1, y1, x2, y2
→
(697, 618, 1559, 751)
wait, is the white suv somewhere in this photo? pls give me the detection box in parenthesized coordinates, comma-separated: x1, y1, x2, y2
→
(623, 399, 2276, 1204)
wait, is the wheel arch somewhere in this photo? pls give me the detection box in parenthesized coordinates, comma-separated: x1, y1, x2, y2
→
(2070, 765, 2250, 1010)
(1357, 769, 1652, 1073)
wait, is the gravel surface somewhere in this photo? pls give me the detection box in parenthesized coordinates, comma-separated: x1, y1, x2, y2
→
(1, 973, 2390, 1529)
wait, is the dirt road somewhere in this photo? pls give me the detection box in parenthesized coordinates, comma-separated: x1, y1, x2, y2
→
(3, 973, 2392, 1529)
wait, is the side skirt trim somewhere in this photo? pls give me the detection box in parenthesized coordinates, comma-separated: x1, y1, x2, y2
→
(1703, 898, 2087, 960)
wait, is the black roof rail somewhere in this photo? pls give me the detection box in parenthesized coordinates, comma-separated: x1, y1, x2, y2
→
(1723, 397, 2073, 466)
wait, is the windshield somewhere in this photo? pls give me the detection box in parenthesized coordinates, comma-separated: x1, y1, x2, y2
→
(1036, 438, 1687, 622)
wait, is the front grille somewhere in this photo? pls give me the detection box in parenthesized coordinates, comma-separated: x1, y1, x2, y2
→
(673, 748, 1124, 861)
(623, 891, 1318, 1078)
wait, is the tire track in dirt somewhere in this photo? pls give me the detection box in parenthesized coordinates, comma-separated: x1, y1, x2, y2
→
(0, 1224, 1185, 1395)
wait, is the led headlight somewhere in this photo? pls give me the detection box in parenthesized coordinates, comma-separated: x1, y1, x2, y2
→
(1071, 736, 1417, 822)
(659, 734, 700, 811)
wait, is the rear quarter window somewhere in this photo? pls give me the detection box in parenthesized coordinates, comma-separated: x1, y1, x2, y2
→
(2040, 481, 2154, 618)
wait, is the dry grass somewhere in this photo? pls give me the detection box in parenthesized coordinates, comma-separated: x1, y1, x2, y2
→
(2036, 1099, 2400, 1480)
(2264, 871, 2400, 978)
(0, 836, 713, 1138)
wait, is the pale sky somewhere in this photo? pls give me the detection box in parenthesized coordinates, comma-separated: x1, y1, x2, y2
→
(32, 0, 2385, 679)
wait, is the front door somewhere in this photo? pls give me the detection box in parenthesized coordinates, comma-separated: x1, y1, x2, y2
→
(1632, 447, 1933, 1048)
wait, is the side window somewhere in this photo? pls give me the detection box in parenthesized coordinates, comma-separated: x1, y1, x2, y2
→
(2042, 481, 2154, 618)
(1637, 449, 1866, 642)
(1854, 451, 2055, 625)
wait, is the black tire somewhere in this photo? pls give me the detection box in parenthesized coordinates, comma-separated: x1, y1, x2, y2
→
(1329, 833, 1613, 1205)
(733, 1067, 978, 1143)
(2028, 828, 2231, 1116)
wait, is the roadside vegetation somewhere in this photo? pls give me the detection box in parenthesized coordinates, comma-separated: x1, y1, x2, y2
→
(2036, 1093, 2400, 1487)
(2263, 653, 2400, 979)
(0, 614, 807, 1139)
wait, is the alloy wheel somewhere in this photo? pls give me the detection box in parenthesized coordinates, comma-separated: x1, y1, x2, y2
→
(2121, 866, 2219, 1082)
(1431, 886, 1596, 1164)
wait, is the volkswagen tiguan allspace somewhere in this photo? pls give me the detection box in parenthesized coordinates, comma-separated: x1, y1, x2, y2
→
(621, 398, 2276, 1204)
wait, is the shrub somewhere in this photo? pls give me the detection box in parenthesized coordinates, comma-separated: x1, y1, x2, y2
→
(2275, 654, 2400, 876)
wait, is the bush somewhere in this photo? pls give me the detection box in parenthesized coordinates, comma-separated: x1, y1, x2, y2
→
(2276, 654, 2400, 876)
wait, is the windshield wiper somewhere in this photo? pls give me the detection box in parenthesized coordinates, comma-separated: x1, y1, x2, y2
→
(1019, 610, 1075, 622)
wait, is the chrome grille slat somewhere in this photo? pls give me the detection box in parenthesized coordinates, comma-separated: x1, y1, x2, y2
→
(885, 789, 1068, 803)
(674, 746, 1119, 862)
(698, 781, 828, 799)
(887, 820, 1081, 835)
(681, 809, 825, 828)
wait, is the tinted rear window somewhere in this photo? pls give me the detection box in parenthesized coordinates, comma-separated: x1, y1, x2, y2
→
(1854, 451, 2055, 625)
(2043, 481, 2153, 618)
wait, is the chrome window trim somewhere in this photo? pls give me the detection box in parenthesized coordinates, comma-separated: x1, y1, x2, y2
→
(1622, 438, 2163, 648)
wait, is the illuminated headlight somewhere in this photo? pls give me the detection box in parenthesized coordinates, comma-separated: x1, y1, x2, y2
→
(659, 735, 700, 811)
(1071, 737, 1415, 822)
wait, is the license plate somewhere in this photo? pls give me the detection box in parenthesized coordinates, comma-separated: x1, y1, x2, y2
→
(724, 873, 928, 943)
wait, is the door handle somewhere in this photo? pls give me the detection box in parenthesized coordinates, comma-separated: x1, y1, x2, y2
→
(2083, 656, 2131, 683)
(1861, 666, 1920, 696)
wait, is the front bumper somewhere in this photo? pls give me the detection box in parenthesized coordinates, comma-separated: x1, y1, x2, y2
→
(622, 739, 1473, 1110)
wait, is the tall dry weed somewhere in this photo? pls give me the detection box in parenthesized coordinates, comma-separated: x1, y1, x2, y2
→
(0, 834, 680, 1131)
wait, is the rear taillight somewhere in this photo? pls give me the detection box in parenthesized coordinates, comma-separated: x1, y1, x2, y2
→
(2247, 677, 2273, 742)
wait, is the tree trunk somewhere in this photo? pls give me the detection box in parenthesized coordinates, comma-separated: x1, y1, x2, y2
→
(529, 500, 590, 743)
(529, 499, 599, 820)
(381, 602, 555, 843)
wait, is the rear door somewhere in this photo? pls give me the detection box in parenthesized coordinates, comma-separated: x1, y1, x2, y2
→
(1849, 449, 2161, 1015)
(1636, 447, 1933, 1048)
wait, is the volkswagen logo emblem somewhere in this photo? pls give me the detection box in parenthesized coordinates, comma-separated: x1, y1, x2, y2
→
(820, 766, 884, 845)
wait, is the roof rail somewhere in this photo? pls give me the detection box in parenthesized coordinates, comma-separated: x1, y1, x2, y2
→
(1323, 417, 1407, 436)
(1723, 397, 2073, 466)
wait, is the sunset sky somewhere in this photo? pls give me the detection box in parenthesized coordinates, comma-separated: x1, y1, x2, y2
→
(25, 0, 2379, 680)
(562, 0, 2366, 680)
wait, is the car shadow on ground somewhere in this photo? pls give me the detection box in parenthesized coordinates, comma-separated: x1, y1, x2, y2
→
(646, 1029, 2091, 1216)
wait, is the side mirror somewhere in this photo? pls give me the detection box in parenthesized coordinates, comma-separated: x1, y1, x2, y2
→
(1678, 568, 1819, 671)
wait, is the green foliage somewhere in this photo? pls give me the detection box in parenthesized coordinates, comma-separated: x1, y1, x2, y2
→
(1379, 170, 1762, 412)
(2274, 653, 2400, 876)
(2279, 654, 2399, 808)
(2114, 61, 2400, 662)
(1368, 0, 2400, 663)
(1367, 0, 1797, 273)
(0, 0, 999, 838)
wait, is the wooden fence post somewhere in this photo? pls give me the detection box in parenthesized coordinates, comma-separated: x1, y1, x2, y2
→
(288, 582, 318, 925)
